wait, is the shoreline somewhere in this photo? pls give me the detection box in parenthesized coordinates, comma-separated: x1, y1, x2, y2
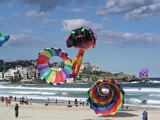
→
(1, 95, 160, 109)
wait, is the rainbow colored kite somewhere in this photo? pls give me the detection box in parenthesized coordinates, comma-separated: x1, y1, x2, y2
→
(35, 48, 72, 85)
(88, 79, 124, 116)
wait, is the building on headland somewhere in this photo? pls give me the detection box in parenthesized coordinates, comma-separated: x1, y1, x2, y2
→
(91, 65, 101, 72)
(4, 68, 20, 80)
(18, 67, 28, 80)
(0, 59, 137, 83)
(66, 78, 74, 83)
(3, 66, 39, 81)
(26, 66, 37, 79)
(80, 62, 101, 72)
(105, 72, 135, 82)
(0, 72, 4, 80)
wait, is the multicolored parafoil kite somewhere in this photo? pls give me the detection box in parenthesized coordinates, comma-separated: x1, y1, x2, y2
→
(88, 79, 124, 116)
(0, 32, 10, 47)
(35, 48, 72, 85)
(139, 68, 149, 78)
(66, 27, 96, 49)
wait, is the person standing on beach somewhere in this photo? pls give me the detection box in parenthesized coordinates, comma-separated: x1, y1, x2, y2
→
(14, 103, 19, 118)
(142, 110, 148, 120)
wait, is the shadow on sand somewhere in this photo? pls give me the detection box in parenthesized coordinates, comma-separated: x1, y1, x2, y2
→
(18, 115, 31, 118)
(99, 111, 138, 118)
(83, 112, 138, 120)
(83, 118, 112, 120)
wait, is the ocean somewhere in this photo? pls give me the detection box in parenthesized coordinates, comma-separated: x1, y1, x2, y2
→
(0, 78, 160, 108)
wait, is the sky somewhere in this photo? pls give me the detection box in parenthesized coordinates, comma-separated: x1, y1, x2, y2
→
(0, 0, 160, 77)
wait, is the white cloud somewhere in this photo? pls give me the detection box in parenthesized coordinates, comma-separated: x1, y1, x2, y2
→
(98, 30, 160, 46)
(0, 21, 3, 26)
(86, 21, 103, 30)
(42, 18, 55, 24)
(125, 3, 160, 20)
(62, 19, 87, 32)
(71, 8, 85, 14)
(6, 34, 47, 47)
(40, 18, 55, 28)
(64, 8, 85, 14)
(62, 19, 103, 32)
(96, 0, 160, 20)
(26, 10, 46, 17)
(12, 12, 20, 16)
(22, 29, 33, 33)
(20, 0, 96, 12)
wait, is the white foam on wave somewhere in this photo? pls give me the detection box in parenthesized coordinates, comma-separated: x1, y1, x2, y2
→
(10, 91, 56, 96)
(61, 92, 67, 95)
(124, 104, 160, 109)
(149, 94, 160, 97)
(10, 91, 41, 95)
(149, 80, 160, 83)
(124, 88, 160, 93)
(1, 85, 160, 93)
(0, 85, 89, 92)
(147, 99, 160, 105)
(127, 98, 141, 104)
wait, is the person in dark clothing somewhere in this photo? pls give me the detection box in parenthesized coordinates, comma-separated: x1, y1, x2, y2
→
(142, 110, 148, 120)
(74, 99, 78, 107)
(14, 103, 19, 118)
(67, 100, 72, 107)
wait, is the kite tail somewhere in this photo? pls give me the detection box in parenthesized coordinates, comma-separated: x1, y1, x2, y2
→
(72, 48, 85, 77)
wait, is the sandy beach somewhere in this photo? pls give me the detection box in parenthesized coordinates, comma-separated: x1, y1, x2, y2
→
(0, 102, 159, 120)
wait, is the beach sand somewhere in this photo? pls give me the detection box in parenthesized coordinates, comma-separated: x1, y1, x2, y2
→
(0, 102, 159, 120)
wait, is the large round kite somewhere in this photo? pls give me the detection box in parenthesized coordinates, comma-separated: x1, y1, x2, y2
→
(139, 68, 149, 78)
(35, 48, 72, 85)
(0, 32, 10, 47)
(66, 27, 96, 49)
(88, 79, 124, 116)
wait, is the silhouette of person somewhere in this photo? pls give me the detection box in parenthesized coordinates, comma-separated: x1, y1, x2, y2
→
(14, 103, 19, 118)
(142, 110, 148, 120)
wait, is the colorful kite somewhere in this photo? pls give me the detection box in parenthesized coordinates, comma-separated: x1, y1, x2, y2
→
(66, 27, 96, 49)
(66, 27, 96, 77)
(0, 32, 10, 47)
(35, 48, 72, 85)
(71, 48, 84, 77)
(139, 68, 149, 78)
(88, 79, 124, 116)
(35, 27, 96, 84)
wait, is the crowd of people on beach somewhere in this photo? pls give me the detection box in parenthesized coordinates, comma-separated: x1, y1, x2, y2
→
(44, 97, 89, 108)
(67, 98, 89, 108)
(0, 96, 12, 106)
(0, 96, 31, 105)
(1, 96, 149, 119)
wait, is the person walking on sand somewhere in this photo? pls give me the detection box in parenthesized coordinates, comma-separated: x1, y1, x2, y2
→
(14, 103, 19, 118)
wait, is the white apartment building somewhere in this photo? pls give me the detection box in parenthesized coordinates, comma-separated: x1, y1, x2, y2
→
(91, 65, 101, 72)
(27, 68, 36, 79)
(0, 72, 4, 80)
(4, 69, 20, 80)
(18, 68, 28, 80)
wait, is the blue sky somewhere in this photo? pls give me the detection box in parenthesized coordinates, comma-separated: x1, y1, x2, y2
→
(0, 0, 160, 77)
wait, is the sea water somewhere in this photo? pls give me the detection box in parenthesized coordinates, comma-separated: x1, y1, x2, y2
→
(0, 78, 160, 108)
